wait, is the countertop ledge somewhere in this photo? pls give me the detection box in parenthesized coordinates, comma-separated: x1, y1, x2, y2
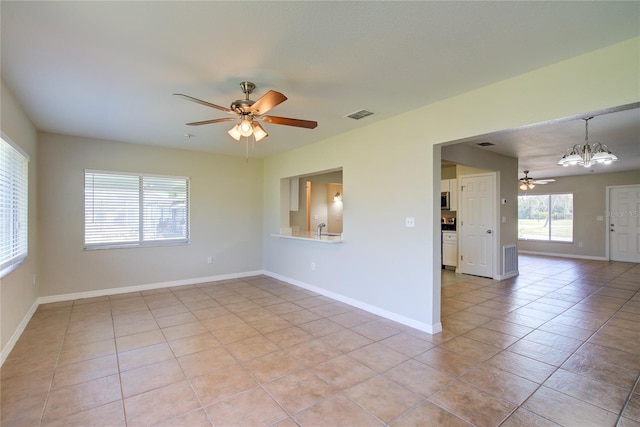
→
(271, 233, 343, 244)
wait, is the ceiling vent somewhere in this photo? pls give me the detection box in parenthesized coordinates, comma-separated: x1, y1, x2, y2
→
(346, 109, 374, 120)
(476, 142, 495, 147)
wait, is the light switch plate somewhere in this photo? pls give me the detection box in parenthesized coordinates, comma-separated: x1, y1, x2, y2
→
(405, 217, 415, 227)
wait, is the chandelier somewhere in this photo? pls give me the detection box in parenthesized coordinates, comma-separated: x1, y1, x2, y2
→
(557, 117, 618, 167)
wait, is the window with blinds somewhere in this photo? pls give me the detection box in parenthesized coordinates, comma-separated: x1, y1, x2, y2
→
(1, 135, 29, 278)
(84, 170, 189, 249)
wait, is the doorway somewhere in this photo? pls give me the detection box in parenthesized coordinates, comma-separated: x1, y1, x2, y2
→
(608, 184, 640, 262)
(458, 172, 497, 278)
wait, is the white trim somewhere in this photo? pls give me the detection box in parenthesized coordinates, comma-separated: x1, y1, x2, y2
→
(264, 270, 442, 334)
(37, 270, 265, 305)
(518, 250, 607, 261)
(494, 270, 519, 281)
(1, 300, 38, 366)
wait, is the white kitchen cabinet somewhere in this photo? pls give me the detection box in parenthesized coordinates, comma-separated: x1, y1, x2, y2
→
(441, 179, 450, 193)
(442, 231, 457, 267)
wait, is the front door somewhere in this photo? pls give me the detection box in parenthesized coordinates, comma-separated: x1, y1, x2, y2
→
(609, 185, 640, 262)
(459, 172, 496, 278)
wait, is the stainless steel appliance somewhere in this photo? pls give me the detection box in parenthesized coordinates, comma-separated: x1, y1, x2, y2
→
(441, 192, 450, 210)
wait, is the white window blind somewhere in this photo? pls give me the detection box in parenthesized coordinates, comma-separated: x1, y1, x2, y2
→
(84, 170, 189, 249)
(1, 136, 29, 277)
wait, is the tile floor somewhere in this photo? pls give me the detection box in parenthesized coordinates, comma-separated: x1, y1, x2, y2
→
(1, 254, 639, 426)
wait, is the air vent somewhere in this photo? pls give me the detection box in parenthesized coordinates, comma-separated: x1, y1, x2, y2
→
(477, 142, 495, 147)
(346, 110, 374, 120)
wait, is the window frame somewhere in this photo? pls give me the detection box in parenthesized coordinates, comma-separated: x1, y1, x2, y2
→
(84, 169, 190, 250)
(517, 192, 574, 243)
(1, 133, 29, 278)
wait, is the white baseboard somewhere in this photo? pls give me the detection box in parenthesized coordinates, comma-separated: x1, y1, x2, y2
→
(264, 271, 442, 334)
(37, 270, 265, 304)
(494, 270, 519, 281)
(518, 250, 608, 261)
(1, 299, 39, 366)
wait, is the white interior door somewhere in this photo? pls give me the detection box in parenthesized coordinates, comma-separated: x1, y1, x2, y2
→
(609, 185, 640, 262)
(459, 173, 496, 278)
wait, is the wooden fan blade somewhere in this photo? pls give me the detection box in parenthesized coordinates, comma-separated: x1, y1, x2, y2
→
(174, 93, 235, 114)
(261, 115, 318, 129)
(186, 117, 236, 126)
(248, 90, 287, 115)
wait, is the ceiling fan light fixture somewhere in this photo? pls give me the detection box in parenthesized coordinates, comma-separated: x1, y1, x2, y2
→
(252, 122, 268, 142)
(238, 119, 253, 137)
(227, 124, 242, 141)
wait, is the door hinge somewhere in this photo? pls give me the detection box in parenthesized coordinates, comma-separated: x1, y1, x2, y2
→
(460, 254, 463, 261)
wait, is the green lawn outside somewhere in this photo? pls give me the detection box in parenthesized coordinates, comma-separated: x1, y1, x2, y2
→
(518, 219, 573, 242)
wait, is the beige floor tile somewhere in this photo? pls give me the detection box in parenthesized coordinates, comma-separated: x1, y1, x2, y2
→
(118, 342, 174, 372)
(210, 322, 259, 344)
(0, 392, 48, 427)
(294, 394, 383, 426)
(120, 359, 185, 398)
(1, 367, 54, 404)
(320, 328, 373, 352)
(298, 318, 345, 337)
(190, 364, 257, 406)
(312, 354, 377, 390)
(414, 347, 480, 377)
(379, 331, 436, 357)
(384, 359, 453, 398)
(390, 400, 473, 426)
(115, 328, 167, 352)
(344, 375, 422, 423)
(42, 374, 122, 423)
(204, 387, 288, 426)
(42, 400, 125, 427)
(161, 320, 208, 341)
(225, 334, 280, 361)
(51, 354, 118, 390)
(244, 349, 306, 383)
(500, 407, 561, 426)
(352, 319, 403, 341)
(460, 364, 538, 405)
(348, 342, 409, 373)
(124, 381, 200, 426)
(177, 346, 237, 377)
(58, 338, 116, 367)
(523, 386, 618, 426)
(430, 380, 516, 427)
(286, 338, 343, 366)
(265, 369, 335, 414)
(156, 408, 213, 427)
(155, 311, 198, 328)
(543, 368, 630, 413)
(168, 331, 221, 357)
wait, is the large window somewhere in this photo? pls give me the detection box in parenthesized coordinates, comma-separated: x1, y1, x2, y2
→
(518, 193, 573, 242)
(84, 170, 189, 249)
(1, 135, 29, 278)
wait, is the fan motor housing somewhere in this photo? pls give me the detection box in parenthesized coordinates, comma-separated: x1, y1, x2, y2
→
(231, 99, 255, 113)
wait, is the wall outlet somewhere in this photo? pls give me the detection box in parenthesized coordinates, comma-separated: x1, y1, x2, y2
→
(310, 262, 316, 271)
(578, 242, 583, 248)
(405, 217, 415, 228)
(207, 256, 213, 264)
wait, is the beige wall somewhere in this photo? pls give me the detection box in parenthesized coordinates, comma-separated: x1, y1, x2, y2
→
(37, 133, 264, 296)
(1, 80, 39, 354)
(518, 170, 640, 258)
(263, 37, 640, 332)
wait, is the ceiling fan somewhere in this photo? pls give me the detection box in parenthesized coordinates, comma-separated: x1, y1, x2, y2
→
(174, 82, 317, 143)
(519, 170, 555, 190)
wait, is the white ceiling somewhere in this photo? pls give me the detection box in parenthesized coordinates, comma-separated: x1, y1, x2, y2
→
(2, 1, 639, 178)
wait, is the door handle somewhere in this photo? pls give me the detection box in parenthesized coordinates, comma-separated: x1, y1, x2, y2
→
(486, 230, 492, 234)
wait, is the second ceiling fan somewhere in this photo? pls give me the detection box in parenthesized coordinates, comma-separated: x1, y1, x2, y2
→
(519, 170, 555, 190)
(175, 81, 317, 142)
